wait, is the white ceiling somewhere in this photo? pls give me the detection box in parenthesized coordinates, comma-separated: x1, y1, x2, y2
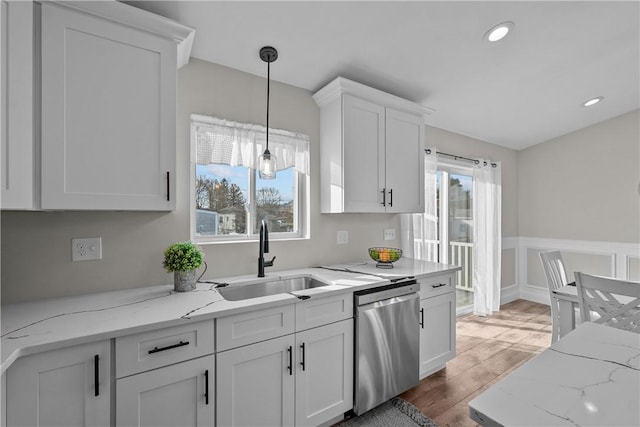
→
(128, 1, 640, 150)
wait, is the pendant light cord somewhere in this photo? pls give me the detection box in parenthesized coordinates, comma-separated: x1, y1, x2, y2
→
(266, 60, 270, 153)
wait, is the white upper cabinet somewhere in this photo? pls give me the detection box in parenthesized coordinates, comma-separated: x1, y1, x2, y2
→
(1, 1, 37, 210)
(313, 77, 427, 213)
(41, 2, 185, 210)
(1, 1, 194, 211)
(385, 108, 425, 213)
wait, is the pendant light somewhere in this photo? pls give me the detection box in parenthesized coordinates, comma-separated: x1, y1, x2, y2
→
(258, 46, 278, 179)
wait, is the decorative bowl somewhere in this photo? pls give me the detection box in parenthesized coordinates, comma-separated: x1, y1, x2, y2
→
(368, 247, 403, 268)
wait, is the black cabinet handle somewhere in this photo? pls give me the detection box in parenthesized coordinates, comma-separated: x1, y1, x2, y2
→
(148, 340, 189, 354)
(420, 308, 424, 329)
(432, 283, 447, 288)
(166, 171, 170, 202)
(388, 188, 393, 207)
(380, 188, 386, 206)
(300, 343, 306, 371)
(287, 346, 293, 375)
(204, 370, 209, 405)
(94, 354, 100, 397)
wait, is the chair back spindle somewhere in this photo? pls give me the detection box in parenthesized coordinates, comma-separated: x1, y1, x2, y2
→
(539, 251, 571, 342)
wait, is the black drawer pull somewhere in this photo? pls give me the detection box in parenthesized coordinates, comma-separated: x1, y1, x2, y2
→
(148, 340, 190, 354)
(431, 283, 447, 288)
(287, 346, 293, 375)
(388, 188, 393, 207)
(300, 343, 306, 371)
(420, 308, 424, 329)
(94, 354, 100, 396)
(166, 171, 170, 201)
(204, 370, 209, 405)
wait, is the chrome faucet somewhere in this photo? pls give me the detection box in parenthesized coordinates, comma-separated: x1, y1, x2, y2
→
(258, 220, 276, 277)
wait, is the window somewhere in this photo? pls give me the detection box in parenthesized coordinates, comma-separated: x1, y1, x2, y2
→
(191, 115, 310, 243)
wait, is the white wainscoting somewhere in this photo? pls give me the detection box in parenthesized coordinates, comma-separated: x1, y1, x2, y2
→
(500, 236, 520, 306)
(502, 237, 640, 306)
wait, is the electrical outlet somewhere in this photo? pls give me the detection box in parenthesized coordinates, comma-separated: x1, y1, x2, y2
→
(337, 230, 349, 245)
(72, 237, 102, 261)
(383, 228, 396, 241)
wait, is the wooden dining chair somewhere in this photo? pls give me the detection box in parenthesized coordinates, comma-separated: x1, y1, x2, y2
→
(574, 272, 640, 333)
(539, 251, 573, 342)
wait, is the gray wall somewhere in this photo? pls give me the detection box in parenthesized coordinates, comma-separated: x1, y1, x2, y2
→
(1, 59, 402, 303)
(518, 109, 639, 290)
(518, 110, 639, 243)
(5, 57, 632, 304)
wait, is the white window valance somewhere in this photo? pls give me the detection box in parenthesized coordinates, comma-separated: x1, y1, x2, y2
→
(191, 114, 310, 175)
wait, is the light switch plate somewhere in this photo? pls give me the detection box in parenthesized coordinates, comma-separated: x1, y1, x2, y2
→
(72, 237, 102, 261)
(337, 230, 349, 245)
(383, 228, 396, 241)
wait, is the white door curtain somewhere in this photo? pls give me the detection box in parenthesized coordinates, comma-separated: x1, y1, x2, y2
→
(400, 147, 438, 262)
(472, 159, 502, 316)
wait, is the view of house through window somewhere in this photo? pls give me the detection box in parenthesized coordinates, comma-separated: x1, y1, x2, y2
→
(191, 115, 309, 242)
(437, 170, 474, 309)
(195, 165, 298, 239)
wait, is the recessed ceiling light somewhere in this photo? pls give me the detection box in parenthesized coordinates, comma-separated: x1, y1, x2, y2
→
(582, 96, 604, 107)
(484, 22, 514, 42)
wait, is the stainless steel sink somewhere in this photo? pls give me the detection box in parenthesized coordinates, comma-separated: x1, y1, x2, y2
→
(218, 276, 329, 301)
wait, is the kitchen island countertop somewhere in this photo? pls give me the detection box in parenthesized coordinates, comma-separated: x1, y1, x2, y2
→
(1, 258, 459, 374)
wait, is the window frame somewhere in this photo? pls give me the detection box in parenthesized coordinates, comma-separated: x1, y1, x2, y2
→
(190, 129, 309, 245)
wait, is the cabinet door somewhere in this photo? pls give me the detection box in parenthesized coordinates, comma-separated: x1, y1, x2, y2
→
(116, 355, 214, 427)
(6, 341, 111, 427)
(295, 319, 354, 427)
(385, 108, 424, 213)
(342, 94, 386, 213)
(419, 292, 456, 379)
(217, 335, 295, 427)
(40, 3, 176, 210)
(1, 0, 36, 210)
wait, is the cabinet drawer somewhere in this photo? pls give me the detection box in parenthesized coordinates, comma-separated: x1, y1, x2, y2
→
(418, 273, 454, 299)
(116, 320, 215, 378)
(217, 304, 295, 352)
(295, 292, 353, 332)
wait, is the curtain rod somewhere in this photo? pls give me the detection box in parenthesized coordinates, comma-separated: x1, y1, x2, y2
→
(425, 148, 497, 168)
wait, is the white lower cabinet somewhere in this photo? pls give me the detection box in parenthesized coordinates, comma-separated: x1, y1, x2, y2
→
(116, 355, 215, 427)
(217, 334, 296, 427)
(419, 291, 456, 378)
(5, 340, 111, 427)
(217, 319, 354, 427)
(295, 320, 354, 427)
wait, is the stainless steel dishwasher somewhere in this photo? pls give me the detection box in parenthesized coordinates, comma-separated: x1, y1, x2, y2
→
(353, 278, 420, 415)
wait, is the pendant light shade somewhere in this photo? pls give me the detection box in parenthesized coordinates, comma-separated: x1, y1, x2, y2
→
(258, 46, 278, 179)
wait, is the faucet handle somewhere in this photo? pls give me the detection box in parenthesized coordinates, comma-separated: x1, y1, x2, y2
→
(265, 256, 276, 267)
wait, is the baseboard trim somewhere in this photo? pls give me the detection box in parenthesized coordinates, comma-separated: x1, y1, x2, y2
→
(500, 284, 519, 305)
(519, 285, 549, 305)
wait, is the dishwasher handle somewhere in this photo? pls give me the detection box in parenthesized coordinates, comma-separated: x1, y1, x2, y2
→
(356, 291, 419, 313)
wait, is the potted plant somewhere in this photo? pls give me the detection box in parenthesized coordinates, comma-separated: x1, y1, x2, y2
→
(163, 241, 204, 292)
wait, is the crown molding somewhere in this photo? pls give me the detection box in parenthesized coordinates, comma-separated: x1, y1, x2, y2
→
(46, 1, 195, 68)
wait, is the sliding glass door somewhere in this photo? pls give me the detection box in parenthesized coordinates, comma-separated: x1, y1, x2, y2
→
(437, 166, 474, 310)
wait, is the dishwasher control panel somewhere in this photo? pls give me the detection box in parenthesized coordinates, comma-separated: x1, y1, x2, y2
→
(354, 281, 419, 306)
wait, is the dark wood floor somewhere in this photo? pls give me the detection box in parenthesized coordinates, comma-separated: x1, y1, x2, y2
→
(400, 299, 552, 427)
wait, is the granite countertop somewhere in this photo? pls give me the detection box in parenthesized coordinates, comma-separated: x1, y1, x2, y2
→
(1, 258, 459, 374)
(469, 322, 640, 426)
